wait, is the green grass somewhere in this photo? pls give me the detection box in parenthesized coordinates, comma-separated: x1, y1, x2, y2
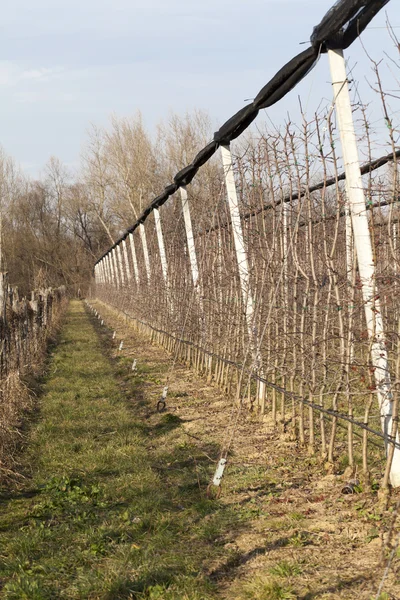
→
(0, 301, 238, 599)
(237, 577, 296, 600)
(269, 560, 302, 578)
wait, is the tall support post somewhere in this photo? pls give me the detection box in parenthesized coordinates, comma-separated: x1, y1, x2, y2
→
(221, 144, 266, 404)
(111, 249, 121, 289)
(129, 232, 140, 286)
(329, 48, 400, 486)
(180, 186, 205, 355)
(117, 244, 126, 287)
(100, 261, 107, 285)
(122, 239, 132, 282)
(139, 223, 151, 283)
(103, 258, 110, 285)
(180, 187, 200, 291)
(106, 254, 114, 287)
(154, 209, 169, 286)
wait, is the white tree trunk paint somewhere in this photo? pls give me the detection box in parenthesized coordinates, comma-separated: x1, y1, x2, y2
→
(221, 144, 266, 404)
(122, 239, 132, 282)
(329, 48, 400, 486)
(345, 200, 355, 363)
(129, 232, 140, 285)
(154, 209, 169, 285)
(345, 204, 354, 284)
(139, 224, 151, 283)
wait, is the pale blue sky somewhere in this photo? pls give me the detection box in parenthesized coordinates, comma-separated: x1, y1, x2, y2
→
(0, 0, 398, 175)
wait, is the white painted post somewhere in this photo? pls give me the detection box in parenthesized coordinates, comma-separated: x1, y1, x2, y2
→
(180, 187, 200, 290)
(221, 144, 265, 403)
(117, 245, 126, 287)
(104, 258, 111, 285)
(101, 261, 107, 285)
(154, 208, 169, 286)
(98, 262, 103, 285)
(329, 48, 400, 486)
(111, 249, 120, 289)
(106, 254, 114, 286)
(122, 239, 132, 282)
(139, 224, 151, 283)
(129, 232, 140, 286)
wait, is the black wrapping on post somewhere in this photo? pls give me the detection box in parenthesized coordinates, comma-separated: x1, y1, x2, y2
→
(311, 0, 367, 48)
(254, 48, 318, 109)
(164, 183, 179, 197)
(174, 164, 199, 187)
(152, 190, 169, 209)
(342, 0, 391, 48)
(192, 141, 219, 169)
(214, 105, 259, 144)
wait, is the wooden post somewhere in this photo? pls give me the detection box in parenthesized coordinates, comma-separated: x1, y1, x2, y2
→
(329, 48, 400, 486)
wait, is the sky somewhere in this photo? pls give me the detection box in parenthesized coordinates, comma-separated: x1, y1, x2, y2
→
(0, 0, 399, 176)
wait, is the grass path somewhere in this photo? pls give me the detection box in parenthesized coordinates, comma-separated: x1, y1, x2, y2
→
(0, 301, 231, 599)
(1, 299, 399, 600)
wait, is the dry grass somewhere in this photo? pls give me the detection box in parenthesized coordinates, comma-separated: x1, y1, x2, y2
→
(0, 373, 33, 478)
(0, 296, 68, 483)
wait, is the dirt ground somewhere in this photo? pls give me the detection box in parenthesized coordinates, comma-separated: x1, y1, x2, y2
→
(90, 299, 400, 600)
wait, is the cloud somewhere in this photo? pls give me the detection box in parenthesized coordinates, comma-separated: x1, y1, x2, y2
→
(0, 61, 64, 87)
(21, 66, 65, 82)
(0, 62, 19, 86)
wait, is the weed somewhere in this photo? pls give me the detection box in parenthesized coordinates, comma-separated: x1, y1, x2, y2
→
(289, 511, 304, 522)
(239, 576, 296, 599)
(288, 531, 312, 547)
(269, 560, 303, 577)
